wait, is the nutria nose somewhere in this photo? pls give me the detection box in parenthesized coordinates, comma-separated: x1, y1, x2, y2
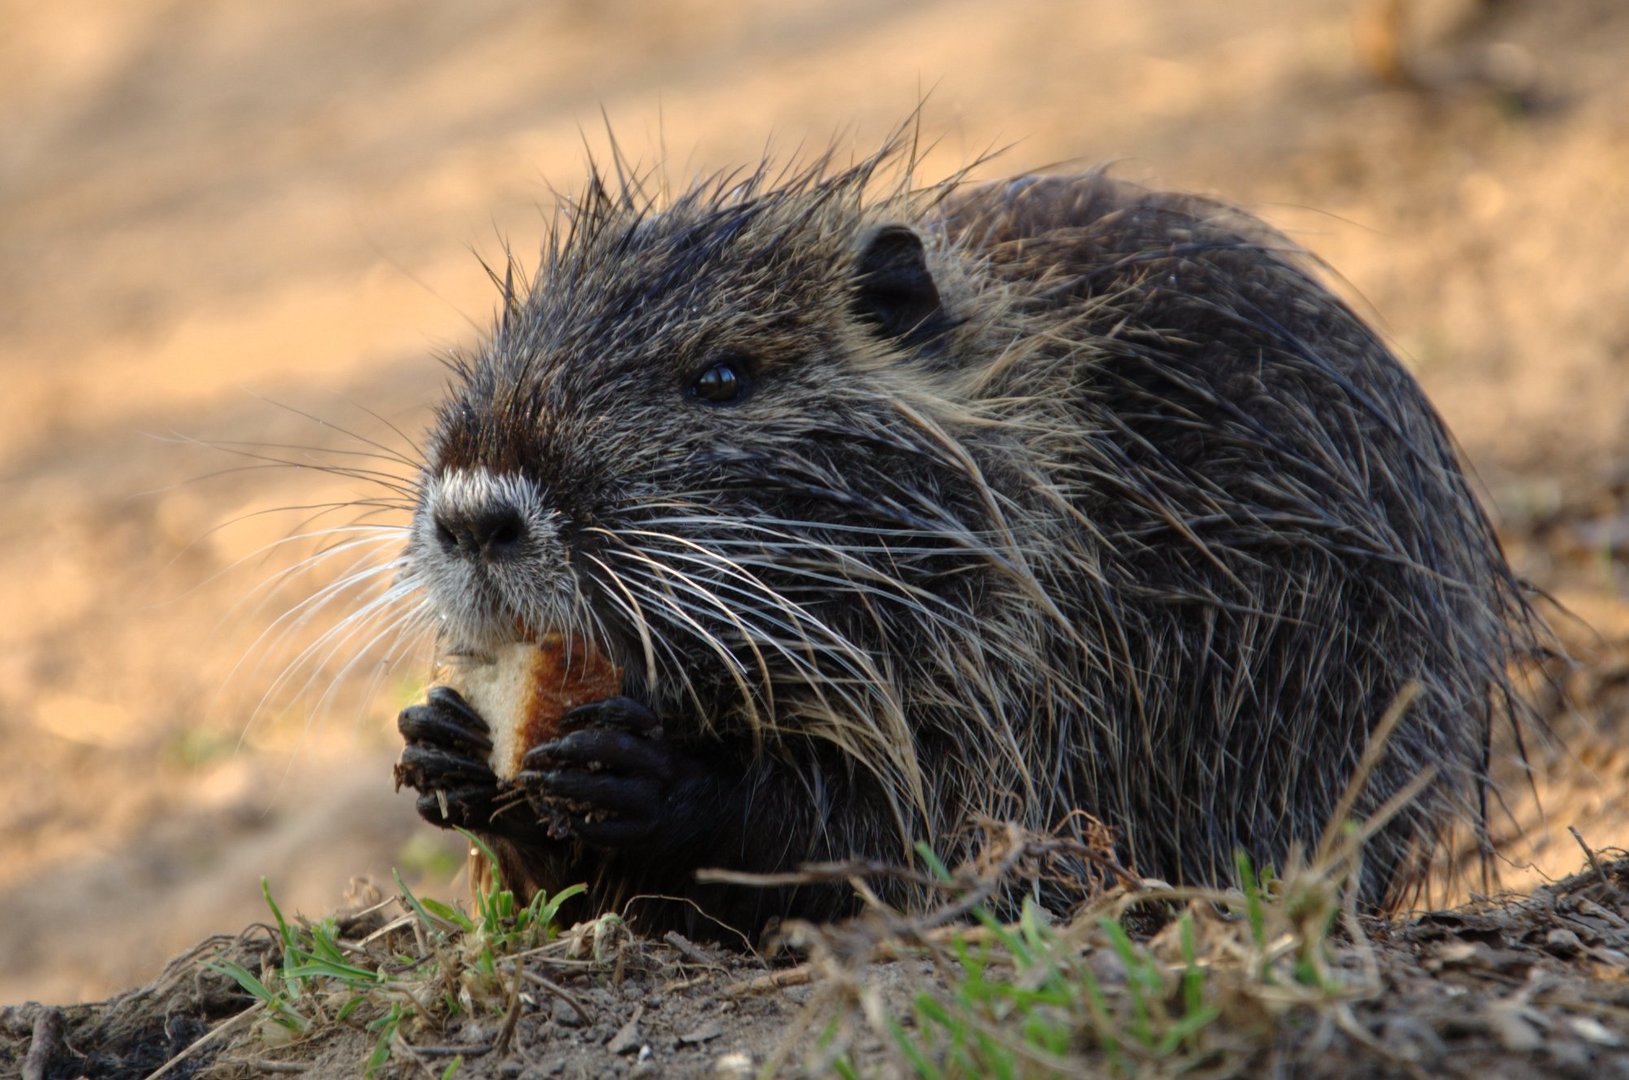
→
(433, 505, 529, 561)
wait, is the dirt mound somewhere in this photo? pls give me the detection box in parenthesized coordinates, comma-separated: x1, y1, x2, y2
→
(5, 852, 1627, 1078)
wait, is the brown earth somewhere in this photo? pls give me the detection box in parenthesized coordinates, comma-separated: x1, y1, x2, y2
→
(1, 0, 1627, 1075)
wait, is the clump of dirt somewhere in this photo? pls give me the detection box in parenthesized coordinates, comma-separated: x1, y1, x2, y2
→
(0, 935, 270, 1080)
(1361, 855, 1629, 1077)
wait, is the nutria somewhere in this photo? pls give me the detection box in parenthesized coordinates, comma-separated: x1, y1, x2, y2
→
(391, 139, 1539, 938)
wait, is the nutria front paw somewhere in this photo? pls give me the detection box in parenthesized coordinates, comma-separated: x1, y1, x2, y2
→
(394, 686, 507, 834)
(515, 696, 720, 849)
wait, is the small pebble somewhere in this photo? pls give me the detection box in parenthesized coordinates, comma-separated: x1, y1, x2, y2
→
(1568, 1015, 1623, 1047)
(607, 1006, 645, 1055)
(1544, 928, 1583, 958)
(678, 1020, 724, 1045)
(715, 1050, 754, 1077)
(1486, 1001, 1544, 1053)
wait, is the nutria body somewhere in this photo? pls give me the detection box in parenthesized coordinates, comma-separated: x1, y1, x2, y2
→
(392, 145, 1537, 938)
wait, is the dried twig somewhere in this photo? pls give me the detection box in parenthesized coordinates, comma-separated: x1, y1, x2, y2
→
(1570, 826, 1610, 892)
(22, 1007, 63, 1080)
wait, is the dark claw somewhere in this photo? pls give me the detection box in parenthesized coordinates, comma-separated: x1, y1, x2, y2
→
(517, 767, 662, 819)
(398, 687, 492, 751)
(521, 727, 673, 779)
(506, 794, 661, 848)
(400, 687, 488, 739)
(395, 686, 507, 835)
(429, 685, 491, 731)
(511, 695, 707, 851)
(397, 742, 494, 788)
(559, 695, 661, 736)
(413, 785, 496, 831)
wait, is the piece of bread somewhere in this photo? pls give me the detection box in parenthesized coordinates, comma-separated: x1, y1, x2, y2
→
(442, 633, 623, 781)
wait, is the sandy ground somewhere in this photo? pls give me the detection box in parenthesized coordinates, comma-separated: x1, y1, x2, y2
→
(2, 0, 1627, 1010)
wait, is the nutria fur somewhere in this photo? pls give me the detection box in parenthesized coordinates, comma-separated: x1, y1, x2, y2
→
(392, 141, 1538, 938)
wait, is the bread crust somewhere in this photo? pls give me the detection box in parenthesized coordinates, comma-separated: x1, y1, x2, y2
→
(441, 634, 623, 780)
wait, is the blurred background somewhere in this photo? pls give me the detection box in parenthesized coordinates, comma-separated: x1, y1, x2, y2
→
(3, 0, 1627, 1004)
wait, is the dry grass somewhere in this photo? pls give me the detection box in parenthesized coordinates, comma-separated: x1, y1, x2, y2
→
(6, 820, 1625, 1078)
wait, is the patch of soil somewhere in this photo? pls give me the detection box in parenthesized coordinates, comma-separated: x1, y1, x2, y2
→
(4, 857, 1626, 1078)
(0, 935, 268, 1080)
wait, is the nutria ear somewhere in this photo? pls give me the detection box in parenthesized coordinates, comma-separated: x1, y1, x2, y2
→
(852, 225, 952, 349)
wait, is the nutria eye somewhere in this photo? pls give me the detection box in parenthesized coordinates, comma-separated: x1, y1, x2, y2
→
(688, 359, 749, 404)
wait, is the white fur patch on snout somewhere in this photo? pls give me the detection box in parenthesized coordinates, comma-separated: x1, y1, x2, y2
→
(429, 467, 546, 527)
(415, 467, 576, 647)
